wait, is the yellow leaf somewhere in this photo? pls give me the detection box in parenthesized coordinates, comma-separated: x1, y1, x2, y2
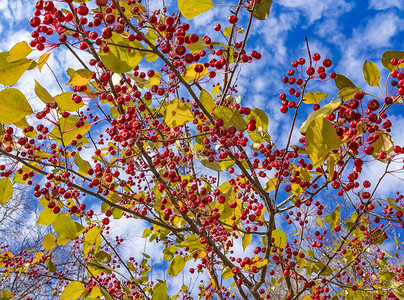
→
(242, 233, 252, 251)
(83, 226, 102, 258)
(182, 63, 209, 82)
(35, 80, 54, 104)
(7, 41, 32, 62)
(38, 53, 50, 72)
(67, 68, 93, 86)
(264, 177, 277, 191)
(0, 178, 13, 205)
(306, 117, 342, 167)
(50, 115, 91, 145)
(164, 98, 194, 128)
(60, 281, 86, 300)
(178, 0, 214, 19)
(0, 89, 33, 124)
(199, 89, 215, 113)
(54, 92, 84, 112)
(302, 92, 328, 104)
(42, 233, 56, 252)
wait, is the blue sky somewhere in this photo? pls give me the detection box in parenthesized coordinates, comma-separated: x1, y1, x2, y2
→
(0, 0, 404, 297)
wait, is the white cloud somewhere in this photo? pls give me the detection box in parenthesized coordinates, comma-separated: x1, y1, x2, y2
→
(277, 0, 354, 24)
(369, 0, 403, 10)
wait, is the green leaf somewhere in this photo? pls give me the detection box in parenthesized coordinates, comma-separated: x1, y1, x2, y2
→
(315, 216, 324, 229)
(95, 251, 111, 263)
(83, 226, 102, 258)
(334, 74, 357, 90)
(8, 41, 32, 62)
(50, 115, 91, 145)
(67, 68, 93, 86)
(303, 92, 328, 104)
(42, 233, 56, 252)
(199, 89, 215, 113)
(387, 198, 404, 213)
(164, 99, 194, 128)
(0, 89, 33, 124)
(223, 26, 245, 37)
(35, 80, 54, 104)
(37, 208, 58, 225)
(242, 233, 252, 251)
(73, 152, 91, 175)
(271, 229, 287, 250)
(178, 0, 214, 19)
(381, 51, 404, 72)
(249, 126, 272, 144)
(46, 258, 56, 273)
(0, 52, 33, 86)
(213, 106, 246, 131)
(60, 281, 85, 300)
(325, 205, 340, 233)
(99, 33, 146, 73)
(151, 281, 171, 300)
(38, 53, 50, 72)
(337, 87, 361, 102)
(306, 117, 342, 167)
(54, 92, 84, 112)
(371, 131, 394, 163)
(53, 214, 77, 240)
(0, 178, 13, 206)
(300, 98, 340, 133)
(252, 0, 273, 20)
(168, 255, 186, 277)
(363, 60, 380, 86)
(182, 63, 209, 82)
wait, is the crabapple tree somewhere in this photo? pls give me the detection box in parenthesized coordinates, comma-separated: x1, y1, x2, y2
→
(0, 0, 404, 299)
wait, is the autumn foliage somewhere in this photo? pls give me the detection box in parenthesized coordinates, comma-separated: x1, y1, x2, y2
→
(0, 0, 404, 299)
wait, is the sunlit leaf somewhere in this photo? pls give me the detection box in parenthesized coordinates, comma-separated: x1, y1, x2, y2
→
(54, 92, 84, 112)
(222, 267, 233, 280)
(168, 255, 186, 277)
(303, 92, 328, 104)
(0, 88, 33, 124)
(83, 226, 102, 258)
(37, 208, 58, 225)
(35, 80, 54, 104)
(271, 229, 287, 251)
(178, 0, 214, 19)
(0, 52, 32, 86)
(0, 178, 13, 205)
(306, 117, 342, 167)
(325, 205, 340, 233)
(73, 152, 91, 175)
(381, 51, 404, 72)
(67, 68, 93, 86)
(8, 41, 32, 62)
(60, 281, 85, 300)
(264, 177, 277, 191)
(50, 115, 91, 145)
(99, 33, 146, 73)
(242, 233, 252, 250)
(337, 87, 361, 102)
(199, 89, 215, 113)
(371, 131, 394, 163)
(164, 98, 194, 128)
(182, 63, 209, 82)
(38, 53, 50, 72)
(53, 214, 77, 240)
(300, 98, 340, 133)
(315, 216, 324, 229)
(363, 60, 380, 86)
(42, 233, 56, 252)
(213, 106, 246, 131)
